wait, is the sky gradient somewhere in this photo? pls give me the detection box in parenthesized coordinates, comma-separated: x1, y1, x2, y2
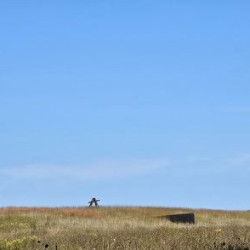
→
(1, 1, 250, 210)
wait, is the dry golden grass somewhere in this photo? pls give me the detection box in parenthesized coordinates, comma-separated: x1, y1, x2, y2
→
(0, 207, 249, 249)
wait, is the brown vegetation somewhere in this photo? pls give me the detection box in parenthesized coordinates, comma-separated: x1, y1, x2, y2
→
(0, 207, 249, 249)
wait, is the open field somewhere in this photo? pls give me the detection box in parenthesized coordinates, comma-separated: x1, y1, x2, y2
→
(0, 207, 249, 249)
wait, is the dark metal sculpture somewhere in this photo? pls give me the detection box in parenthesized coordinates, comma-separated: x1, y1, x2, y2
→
(88, 197, 100, 207)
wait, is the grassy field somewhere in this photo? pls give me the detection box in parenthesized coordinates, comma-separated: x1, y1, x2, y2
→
(0, 207, 249, 249)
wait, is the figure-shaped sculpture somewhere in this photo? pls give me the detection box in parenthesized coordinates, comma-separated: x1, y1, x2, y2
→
(88, 197, 100, 207)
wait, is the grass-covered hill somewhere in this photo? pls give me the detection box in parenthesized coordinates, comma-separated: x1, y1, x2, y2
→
(0, 206, 249, 249)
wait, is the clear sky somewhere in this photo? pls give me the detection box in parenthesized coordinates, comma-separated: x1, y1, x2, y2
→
(1, 1, 250, 210)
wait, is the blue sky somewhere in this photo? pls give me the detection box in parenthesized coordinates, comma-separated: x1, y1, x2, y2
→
(1, 1, 250, 210)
